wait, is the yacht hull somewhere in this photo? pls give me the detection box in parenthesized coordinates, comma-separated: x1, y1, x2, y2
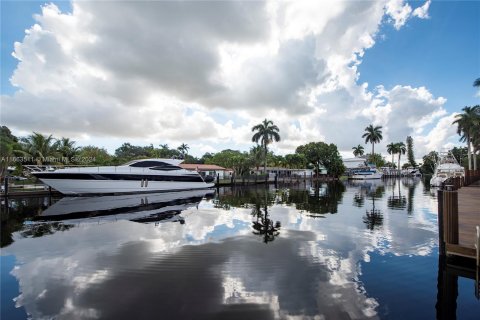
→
(38, 178, 214, 195)
(30, 158, 216, 195)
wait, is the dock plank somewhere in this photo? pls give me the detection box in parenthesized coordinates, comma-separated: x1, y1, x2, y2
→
(457, 186, 480, 250)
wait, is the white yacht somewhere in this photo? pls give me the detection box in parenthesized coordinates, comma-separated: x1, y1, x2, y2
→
(429, 152, 465, 187)
(31, 159, 215, 195)
(349, 165, 383, 180)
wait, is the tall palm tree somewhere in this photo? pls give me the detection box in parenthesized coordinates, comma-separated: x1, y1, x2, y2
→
(21, 132, 59, 165)
(251, 119, 281, 174)
(396, 142, 406, 170)
(362, 124, 383, 156)
(452, 106, 480, 170)
(177, 143, 189, 159)
(352, 145, 364, 157)
(386, 142, 397, 166)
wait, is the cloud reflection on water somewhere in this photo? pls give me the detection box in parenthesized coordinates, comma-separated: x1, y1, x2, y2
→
(2, 178, 440, 319)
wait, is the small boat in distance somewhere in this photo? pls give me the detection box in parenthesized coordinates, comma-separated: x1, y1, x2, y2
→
(30, 159, 215, 195)
(430, 151, 465, 187)
(349, 164, 383, 180)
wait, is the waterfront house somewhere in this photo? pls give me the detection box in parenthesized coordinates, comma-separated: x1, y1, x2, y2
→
(343, 156, 367, 169)
(253, 167, 316, 177)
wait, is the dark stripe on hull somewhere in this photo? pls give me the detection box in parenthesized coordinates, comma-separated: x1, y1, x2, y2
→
(33, 172, 204, 182)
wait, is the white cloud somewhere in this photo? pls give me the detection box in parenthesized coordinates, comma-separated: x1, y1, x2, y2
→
(1, 0, 452, 158)
(385, 0, 413, 30)
(415, 113, 459, 154)
(413, 0, 432, 19)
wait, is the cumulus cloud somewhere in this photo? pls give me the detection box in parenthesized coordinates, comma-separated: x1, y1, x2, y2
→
(1, 0, 452, 157)
(385, 0, 413, 29)
(413, 0, 432, 19)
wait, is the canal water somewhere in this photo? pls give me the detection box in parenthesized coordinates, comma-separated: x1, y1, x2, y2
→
(1, 179, 479, 319)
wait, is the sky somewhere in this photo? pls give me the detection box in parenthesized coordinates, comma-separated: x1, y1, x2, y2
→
(1, 0, 479, 161)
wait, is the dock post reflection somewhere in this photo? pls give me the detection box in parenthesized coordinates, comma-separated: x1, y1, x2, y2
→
(436, 255, 458, 320)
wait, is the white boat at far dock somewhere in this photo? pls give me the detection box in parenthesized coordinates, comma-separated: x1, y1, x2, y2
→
(350, 165, 383, 180)
(430, 151, 465, 187)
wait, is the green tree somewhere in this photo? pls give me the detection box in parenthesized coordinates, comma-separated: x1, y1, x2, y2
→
(285, 153, 307, 169)
(177, 143, 190, 158)
(386, 142, 397, 166)
(420, 151, 439, 175)
(114, 143, 150, 161)
(77, 146, 112, 165)
(251, 119, 281, 174)
(473, 78, 480, 87)
(0, 126, 23, 177)
(395, 142, 406, 170)
(249, 145, 264, 170)
(406, 136, 416, 167)
(296, 142, 345, 177)
(205, 149, 251, 176)
(362, 124, 383, 156)
(352, 145, 364, 157)
(158, 144, 172, 158)
(367, 153, 386, 168)
(450, 146, 468, 168)
(452, 105, 480, 170)
(55, 137, 79, 164)
(199, 152, 214, 164)
(21, 132, 59, 165)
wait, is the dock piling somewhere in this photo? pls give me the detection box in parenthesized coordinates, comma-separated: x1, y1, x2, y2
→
(438, 188, 445, 255)
(443, 189, 459, 245)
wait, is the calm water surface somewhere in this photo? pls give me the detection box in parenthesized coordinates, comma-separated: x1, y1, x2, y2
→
(1, 179, 479, 319)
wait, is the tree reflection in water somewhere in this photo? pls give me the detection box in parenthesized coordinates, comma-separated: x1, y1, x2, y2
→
(20, 222, 74, 238)
(387, 179, 407, 210)
(363, 197, 384, 231)
(1, 196, 57, 248)
(405, 178, 418, 214)
(251, 206, 281, 243)
(284, 182, 346, 217)
(353, 193, 365, 207)
(250, 189, 281, 243)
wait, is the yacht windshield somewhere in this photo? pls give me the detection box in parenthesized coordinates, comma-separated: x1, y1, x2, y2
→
(128, 160, 173, 168)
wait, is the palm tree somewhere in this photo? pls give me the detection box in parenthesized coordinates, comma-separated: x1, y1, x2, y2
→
(362, 124, 383, 156)
(250, 145, 264, 170)
(177, 143, 189, 159)
(452, 106, 480, 170)
(55, 137, 78, 163)
(352, 145, 364, 157)
(396, 142, 406, 170)
(386, 142, 397, 166)
(251, 119, 281, 174)
(21, 132, 59, 165)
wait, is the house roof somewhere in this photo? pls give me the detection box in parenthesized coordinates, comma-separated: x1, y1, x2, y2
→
(180, 164, 226, 171)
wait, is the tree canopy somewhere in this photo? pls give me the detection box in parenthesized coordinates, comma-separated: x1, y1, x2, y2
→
(296, 142, 345, 177)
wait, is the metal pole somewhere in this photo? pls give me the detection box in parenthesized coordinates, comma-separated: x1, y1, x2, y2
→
(4, 176, 9, 197)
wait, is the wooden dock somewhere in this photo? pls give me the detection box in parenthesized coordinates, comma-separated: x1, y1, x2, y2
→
(439, 172, 480, 266)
